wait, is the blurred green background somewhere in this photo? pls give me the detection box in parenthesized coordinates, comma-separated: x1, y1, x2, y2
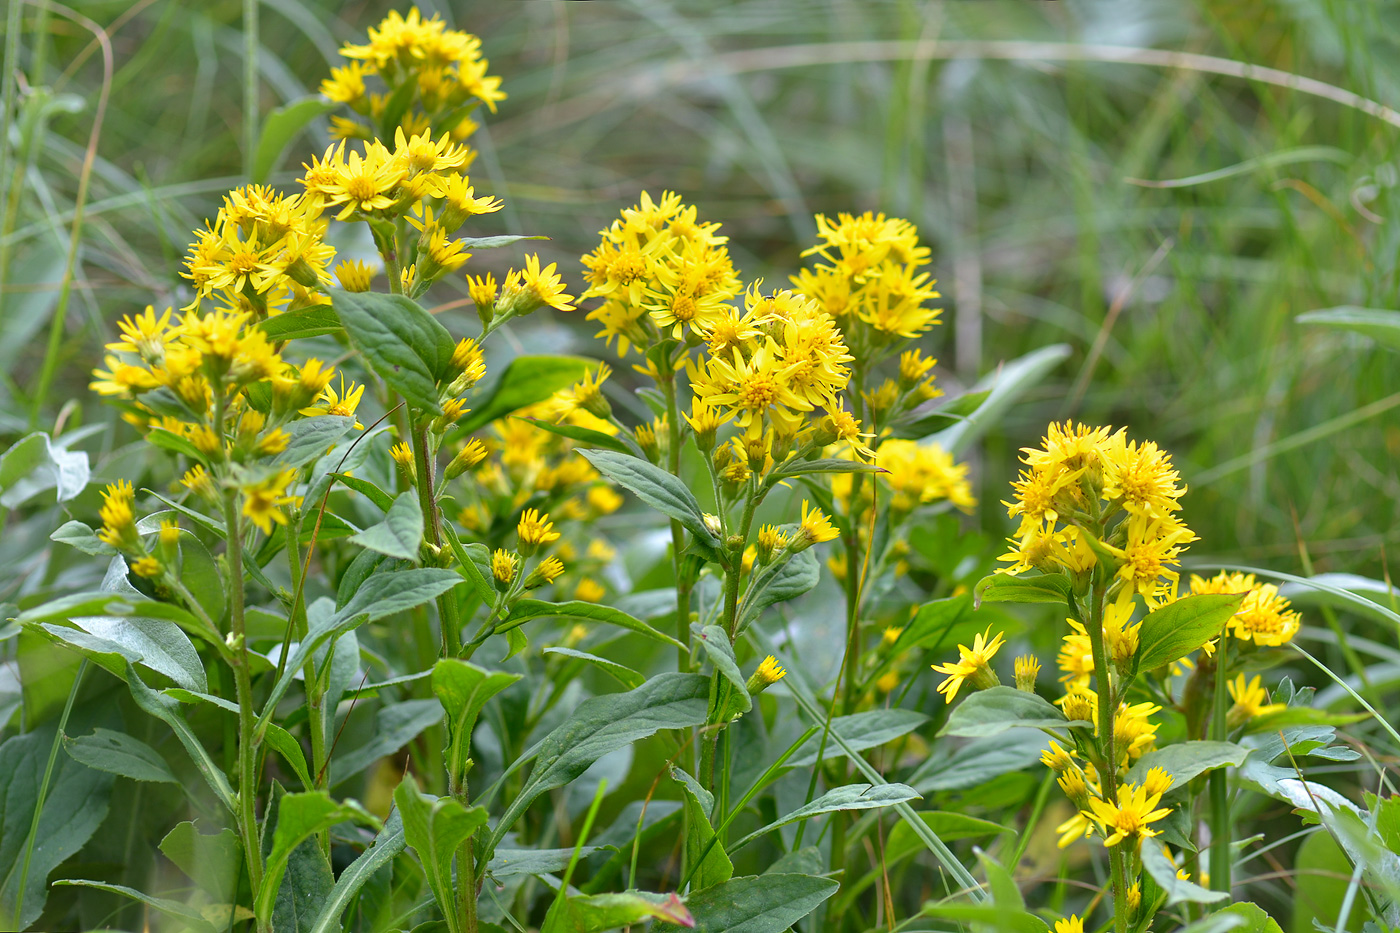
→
(5, 0, 1400, 581)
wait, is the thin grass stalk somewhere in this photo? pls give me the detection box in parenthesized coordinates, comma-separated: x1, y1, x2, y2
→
(242, 0, 257, 179)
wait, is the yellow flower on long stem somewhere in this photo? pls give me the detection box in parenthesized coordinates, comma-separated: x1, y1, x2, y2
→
(932, 626, 1004, 704)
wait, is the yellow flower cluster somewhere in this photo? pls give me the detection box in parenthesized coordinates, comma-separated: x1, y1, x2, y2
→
(1189, 570, 1301, 647)
(1000, 422, 1196, 609)
(183, 185, 335, 316)
(791, 212, 940, 345)
(688, 285, 871, 470)
(323, 7, 505, 143)
(580, 191, 742, 354)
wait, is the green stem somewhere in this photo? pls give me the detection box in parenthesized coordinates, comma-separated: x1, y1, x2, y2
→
(660, 370, 691, 668)
(449, 772, 479, 933)
(242, 0, 258, 179)
(839, 473, 866, 717)
(1209, 638, 1231, 894)
(412, 421, 460, 653)
(1082, 585, 1127, 933)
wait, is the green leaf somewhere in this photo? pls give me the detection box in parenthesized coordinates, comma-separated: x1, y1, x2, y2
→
(692, 624, 751, 715)
(671, 766, 732, 892)
(394, 776, 490, 933)
(652, 873, 838, 933)
(53, 880, 217, 933)
(265, 723, 314, 790)
(739, 548, 819, 626)
(545, 890, 693, 933)
(1123, 741, 1250, 787)
(331, 472, 395, 512)
(925, 344, 1072, 454)
(521, 416, 633, 454)
(940, 686, 1083, 737)
(442, 526, 495, 606)
(274, 838, 335, 933)
(50, 520, 116, 557)
(910, 733, 1045, 792)
(330, 699, 444, 786)
(455, 355, 596, 436)
(885, 811, 1013, 857)
(543, 648, 644, 690)
(145, 426, 206, 461)
(973, 572, 1073, 608)
(1211, 902, 1284, 933)
(1134, 593, 1244, 673)
(257, 304, 343, 342)
(1296, 306, 1400, 353)
(176, 531, 225, 629)
(254, 791, 378, 927)
(331, 289, 455, 414)
(347, 492, 424, 562)
(63, 728, 176, 783)
(0, 724, 115, 930)
(894, 388, 993, 438)
(252, 96, 336, 182)
(159, 821, 240, 903)
(491, 673, 709, 848)
(274, 416, 357, 470)
(0, 431, 89, 507)
(306, 812, 405, 933)
(432, 659, 522, 786)
(769, 457, 886, 480)
(578, 449, 721, 549)
(123, 662, 236, 813)
(1141, 839, 1227, 906)
(487, 847, 608, 880)
(789, 709, 928, 767)
(731, 783, 921, 850)
(499, 598, 684, 649)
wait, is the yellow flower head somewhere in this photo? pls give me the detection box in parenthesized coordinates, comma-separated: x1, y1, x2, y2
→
(517, 508, 560, 554)
(444, 438, 489, 481)
(1087, 781, 1172, 848)
(1014, 654, 1041, 692)
(130, 556, 164, 578)
(574, 577, 606, 603)
(747, 655, 787, 695)
(1040, 740, 1075, 772)
(794, 500, 838, 550)
(1227, 673, 1286, 726)
(97, 480, 138, 550)
(1054, 916, 1085, 933)
(501, 254, 576, 315)
(335, 259, 376, 292)
(527, 555, 565, 588)
(932, 627, 1004, 704)
(158, 518, 182, 549)
(1142, 766, 1174, 797)
(181, 465, 217, 502)
(491, 549, 518, 586)
(241, 468, 299, 535)
(756, 524, 789, 563)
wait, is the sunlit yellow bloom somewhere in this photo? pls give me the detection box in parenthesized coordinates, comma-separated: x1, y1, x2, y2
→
(574, 577, 605, 602)
(1055, 810, 1094, 849)
(390, 442, 417, 483)
(747, 655, 786, 695)
(1114, 699, 1162, 764)
(500, 254, 576, 315)
(1054, 915, 1085, 933)
(795, 500, 838, 550)
(107, 306, 175, 361)
(1227, 674, 1286, 726)
(1087, 781, 1172, 848)
(301, 140, 407, 221)
(876, 438, 974, 513)
(527, 555, 565, 587)
(97, 480, 138, 550)
(491, 549, 518, 586)
(756, 524, 789, 563)
(1142, 766, 1174, 797)
(932, 627, 1004, 703)
(302, 376, 366, 428)
(1014, 654, 1041, 692)
(1040, 740, 1075, 772)
(181, 465, 217, 502)
(517, 508, 560, 552)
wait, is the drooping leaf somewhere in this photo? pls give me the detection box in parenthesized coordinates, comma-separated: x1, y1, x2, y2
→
(394, 776, 489, 933)
(577, 449, 721, 549)
(543, 649, 644, 690)
(973, 572, 1072, 608)
(0, 431, 89, 507)
(331, 289, 455, 414)
(671, 766, 731, 891)
(50, 520, 116, 557)
(251, 96, 337, 182)
(123, 662, 237, 814)
(254, 791, 378, 927)
(788, 709, 928, 767)
(768, 457, 887, 480)
(273, 839, 335, 933)
(433, 659, 522, 780)
(940, 686, 1083, 737)
(924, 344, 1072, 454)
(0, 724, 115, 931)
(499, 598, 683, 649)
(652, 873, 838, 933)
(491, 673, 709, 848)
(1134, 593, 1244, 673)
(522, 417, 633, 454)
(347, 492, 424, 562)
(63, 728, 177, 784)
(52, 880, 217, 933)
(1142, 840, 1227, 906)
(1123, 741, 1250, 787)
(731, 783, 921, 850)
(330, 472, 395, 512)
(909, 731, 1047, 792)
(544, 890, 693, 933)
(692, 624, 750, 716)
(1296, 306, 1400, 353)
(487, 846, 608, 880)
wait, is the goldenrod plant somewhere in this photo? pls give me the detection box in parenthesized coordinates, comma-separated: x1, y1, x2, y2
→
(1, 5, 1398, 933)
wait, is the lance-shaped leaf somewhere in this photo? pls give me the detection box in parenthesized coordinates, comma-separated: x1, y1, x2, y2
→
(306, 812, 405, 933)
(253, 791, 378, 927)
(577, 449, 721, 549)
(788, 709, 928, 767)
(159, 821, 240, 903)
(544, 648, 644, 690)
(329, 699, 445, 786)
(274, 416, 356, 470)
(739, 549, 819, 626)
(491, 673, 709, 850)
(973, 572, 1072, 608)
(53, 881, 218, 933)
(652, 873, 838, 933)
(692, 624, 750, 716)
(1296, 306, 1400, 353)
(940, 686, 1086, 738)
(500, 598, 684, 649)
(1123, 741, 1250, 787)
(924, 344, 1072, 454)
(252, 96, 337, 182)
(454, 355, 596, 436)
(1134, 593, 1244, 674)
(257, 304, 342, 341)
(1141, 840, 1228, 906)
(63, 728, 177, 784)
(394, 777, 489, 933)
(544, 890, 694, 933)
(672, 766, 731, 891)
(731, 783, 921, 851)
(433, 659, 522, 786)
(331, 289, 455, 414)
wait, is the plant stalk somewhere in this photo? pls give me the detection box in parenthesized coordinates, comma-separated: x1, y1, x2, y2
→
(1209, 637, 1231, 894)
(1083, 584, 1127, 933)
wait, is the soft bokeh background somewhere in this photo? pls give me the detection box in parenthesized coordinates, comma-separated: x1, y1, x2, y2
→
(6, 0, 1400, 576)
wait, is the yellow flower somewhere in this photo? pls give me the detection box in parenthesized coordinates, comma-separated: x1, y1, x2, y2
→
(302, 376, 366, 428)
(527, 555, 565, 588)
(1055, 809, 1094, 849)
(491, 549, 518, 586)
(467, 272, 498, 319)
(517, 508, 560, 554)
(794, 500, 838, 550)
(1142, 766, 1174, 797)
(107, 306, 175, 361)
(97, 480, 138, 550)
(1227, 674, 1286, 726)
(181, 465, 217, 502)
(1054, 916, 1085, 933)
(551, 363, 612, 421)
(444, 439, 489, 481)
(334, 259, 376, 292)
(932, 626, 1004, 703)
(586, 485, 623, 516)
(882, 626, 903, 646)
(1087, 781, 1173, 847)
(756, 524, 789, 563)
(574, 577, 606, 602)
(1114, 699, 1163, 764)
(875, 670, 900, 693)
(390, 442, 417, 483)
(875, 438, 974, 514)
(130, 556, 163, 578)
(500, 254, 576, 315)
(241, 468, 299, 535)
(747, 655, 786, 694)
(1059, 689, 1096, 725)
(1014, 654, 1041, 692)
(301, 139, 407, 221)
(158, 518, 182, 549)
(1040, 740, 1075, 772)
